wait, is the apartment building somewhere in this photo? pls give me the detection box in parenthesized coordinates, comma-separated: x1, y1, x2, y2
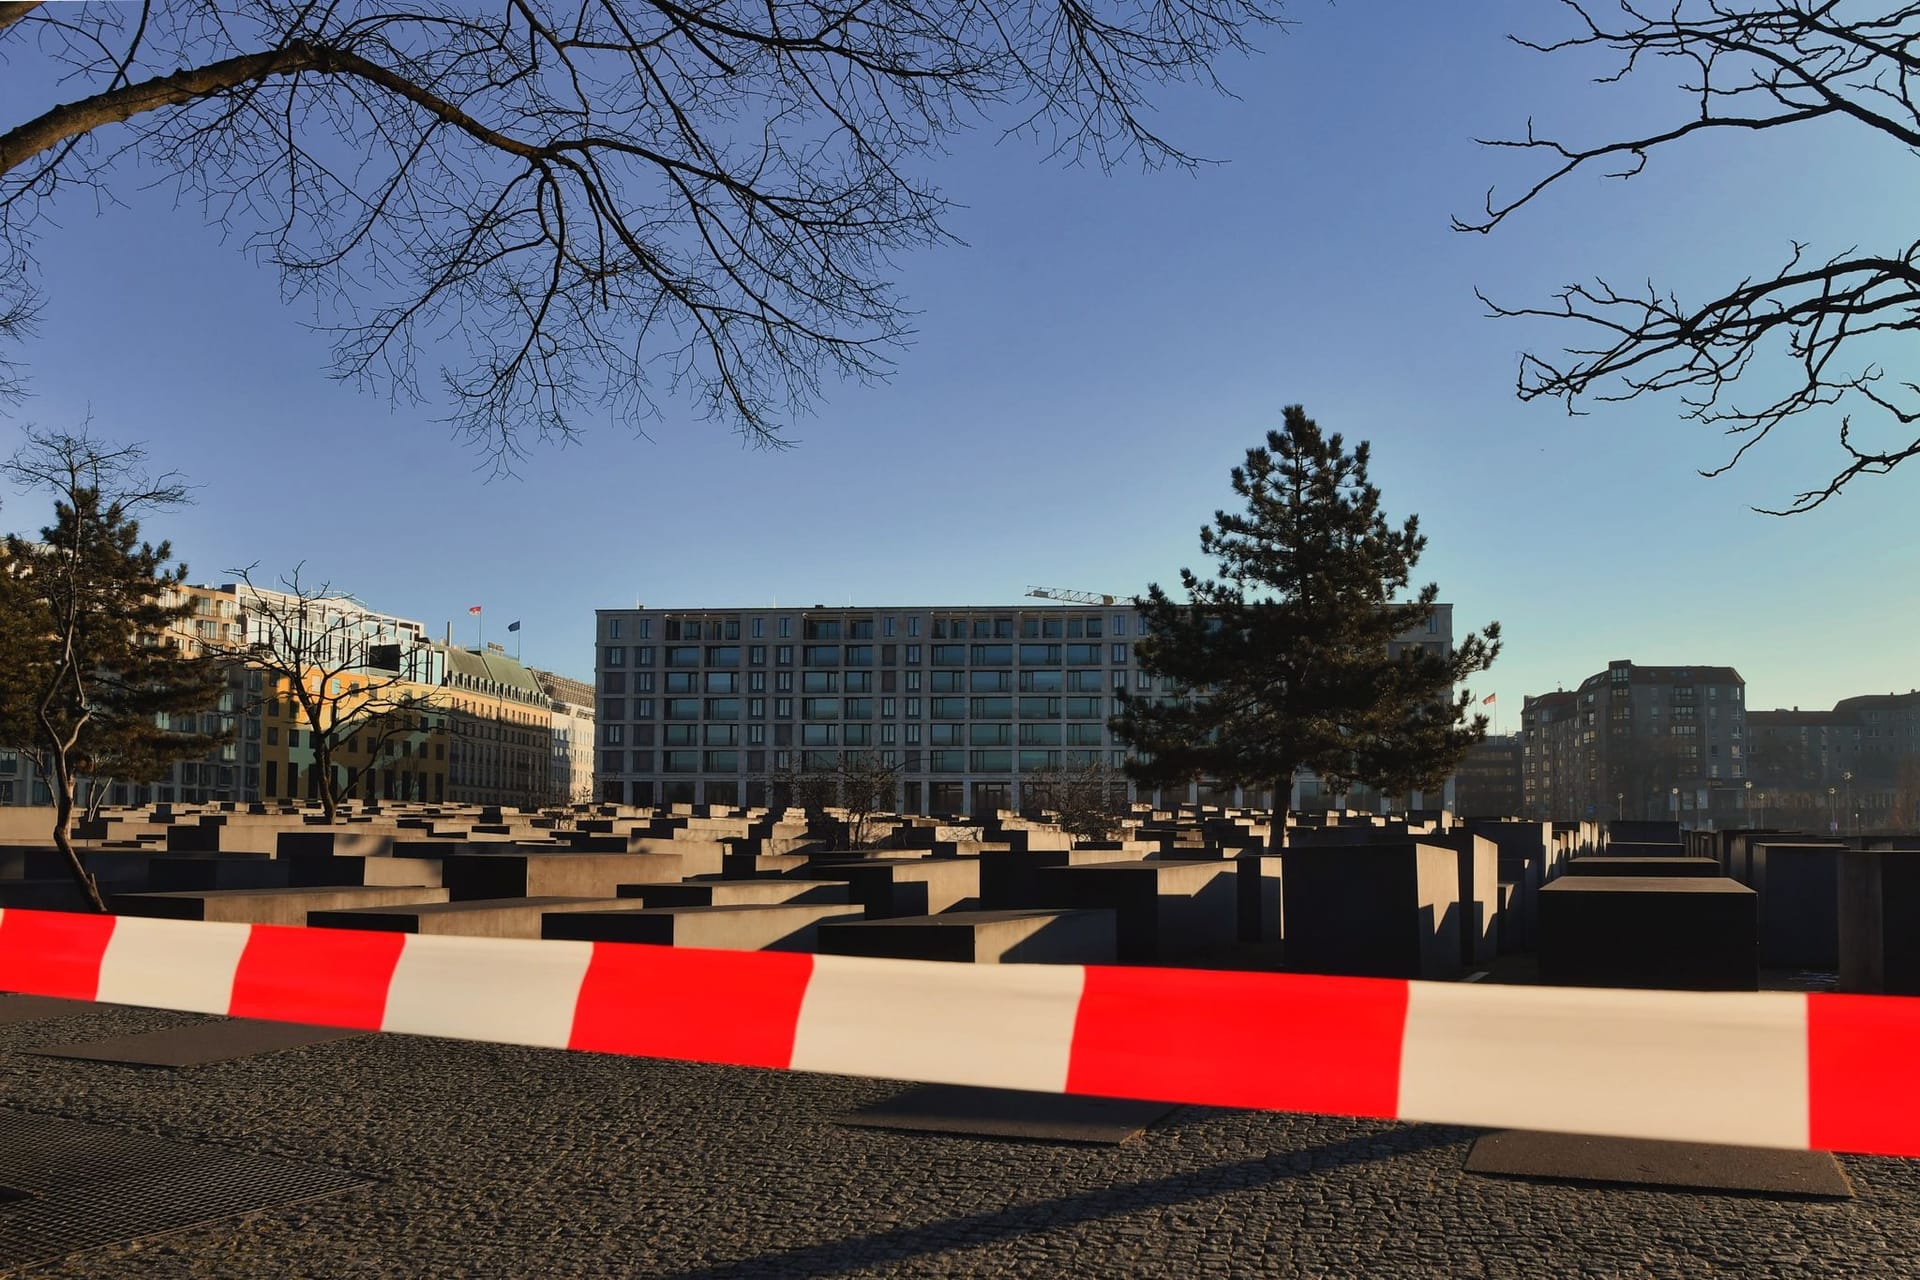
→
(1748, 690, 1920, 833)
(592, 603, 1457, 815)
(1522, 660, 1747, 826)
(531, 669, 597, 805)
(1454, 734, 1524, 817)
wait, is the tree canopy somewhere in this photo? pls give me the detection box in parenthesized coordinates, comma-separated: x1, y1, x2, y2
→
(0, 0, 1293, 463)
(1111, 406, 1500, 846)
(1464, 1, 1920, 514)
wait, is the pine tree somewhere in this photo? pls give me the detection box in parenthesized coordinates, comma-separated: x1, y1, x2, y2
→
(1110, 406, 1500, 849)
(0, 433, 222, 910)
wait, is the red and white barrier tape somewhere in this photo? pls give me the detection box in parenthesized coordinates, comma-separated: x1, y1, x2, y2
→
(3, 907, 1917, 1157)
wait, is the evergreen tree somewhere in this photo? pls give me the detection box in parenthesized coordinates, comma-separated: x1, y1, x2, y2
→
(0, 433, 222, 910)
(1111, 406, 1500, 849)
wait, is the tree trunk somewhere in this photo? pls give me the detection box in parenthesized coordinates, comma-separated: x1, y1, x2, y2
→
(1267, 765, 1295, 852)
(50, 766, 107, 913)
(314, 740, 339, 821)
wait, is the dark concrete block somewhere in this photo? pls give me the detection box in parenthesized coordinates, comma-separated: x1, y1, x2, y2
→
(804, 857, 980, 917)
(1839, 848, 1920, 994)
(1032, 860, 1237, 964)
(838, 1086, 1172, 1146)
(1236, 852, 1283, 944)
(541, 902, 865, 951)
(439, 851, 683, 900)
(814, 909, 1116, 964)
(1748, 842, 1844, 970)
(1538, 877, 1757, 991)
(1466, 1130, 1851, 1198)
(1281, 842, 1464, 980)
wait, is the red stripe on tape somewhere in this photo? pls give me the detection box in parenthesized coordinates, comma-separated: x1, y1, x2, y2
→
(1808, 992, 1920, 1157)
(1066, 966, 1409, 1117)
(229, 924, 406, 1028)
(570, 942, 812, 1069)
(0, 909, 116, 1001)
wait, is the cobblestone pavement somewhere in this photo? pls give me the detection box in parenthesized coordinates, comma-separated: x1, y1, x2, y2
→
(2, 1001, 1916, 1278)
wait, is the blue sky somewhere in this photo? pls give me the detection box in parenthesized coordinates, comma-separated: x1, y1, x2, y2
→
(2, 1, 1914, 718)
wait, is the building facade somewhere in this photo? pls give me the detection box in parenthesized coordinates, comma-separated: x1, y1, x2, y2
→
(1748, 690, 1920, 834)
(1522, 660, 1747, 827)
(592, 603, 1458, 814)
(531, 669, 597, 805)
(1454, 734, 1524, 817)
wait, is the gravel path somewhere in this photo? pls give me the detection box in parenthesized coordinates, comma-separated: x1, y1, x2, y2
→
(3, 1001, 1916, 1278)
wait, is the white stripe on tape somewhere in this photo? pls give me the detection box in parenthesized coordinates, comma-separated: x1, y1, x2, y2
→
(383, 933, 595, 1050)
(791, 954, 1085, 1092)
(96, 916, 252, 1015)
(1397, 981, 1808, 1148)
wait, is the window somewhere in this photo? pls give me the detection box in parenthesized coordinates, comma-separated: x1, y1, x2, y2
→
(802, 724, 838, 746)
(970, 670, 1012, 692)
(603, 646, 626, 667)
(1138, 670, 1153, 690)
(905, 645, 921, 664)
(706, 698, 741, 719)
(970, 723, 1012, 746)
(633, 699, 653, 717)
(1066, 644, 1100, 665)
(1113, 614, 1128, 637)
(666, 672, 697, 695)
(776, 645, 794, 665)
(803, 671, 840, 693)
(752, 617, 765, 639)
(1112, 643, 1128, 664)
(775, 698, 793, 718)
(905, 670, 922, 692)
(1020, 644, 1061, 665)
(1085, 616, 1103, 638)
(843, 724, 872, 747)
(665, 699, 700, 720)
(601, 698, 625, 722)
(846, 671, 873, 693)
(633, 647, 654, 666)
(749, 672, 767, 693)
(748, 724, 766, 745)
(907, 616, 921, 638)
(778, 617, 793, 638)
(706, 646, 740, 668)
(606, 618, 623, 640)
(971, 697, 1012, 719)
(884, 616, 897, 637)
(845, 645, 873, 666)
(666, 646, 699, 667)
(803, 698, 841, 720)
(845, 698, 874, 720)
(1019, 723, 1061, 746)
(971, 644, 1012, 665)
(804, 645, 840, 666)
(931, 644, 965, 665)
(1019, 670, 1063, 693)
(928, 750, 964, 773)
(749, 645, 766, 665)
(969, 750, 1012, 772)
(637, 619, 651, 639)
(905, 698, 921, 718)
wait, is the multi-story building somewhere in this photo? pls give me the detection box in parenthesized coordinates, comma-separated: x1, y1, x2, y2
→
(592, 603, 1458, 815)
(1749, 690, 1920, 834)
(438, 644, 554, 808)
(3, 578, 591, 812)
(1455, 734, 1524, 817)
(531, 669, 596, 805)
(1522, 660, 1747, 827)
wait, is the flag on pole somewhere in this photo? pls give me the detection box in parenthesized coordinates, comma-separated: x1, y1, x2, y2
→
(1482, 693, 1497, 705)
(507, 620, 521, 633)
(468, 605, 482, 615)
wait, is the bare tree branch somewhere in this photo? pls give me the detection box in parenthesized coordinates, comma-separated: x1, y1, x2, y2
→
(1, 0, 1293, 466)
(1466, 1, 1920, 513)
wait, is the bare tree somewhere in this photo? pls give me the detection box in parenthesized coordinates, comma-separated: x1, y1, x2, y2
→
(769, 747, 903, 849)
(224, 563, 438, 820)
(1020, 758, 1127, 841)
(1, 0, 1293, 465)
(0, 428, 222, 910)
(1463, 2, 1920, 513)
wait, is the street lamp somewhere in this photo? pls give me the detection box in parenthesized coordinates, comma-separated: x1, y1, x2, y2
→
(1617, 791, 1624, 822)
(1744, 778, 1753, 828)
(1671, 785, 1681, 828)
(1828, 785, 1838, 835)
(1844, 770, 1855, 837)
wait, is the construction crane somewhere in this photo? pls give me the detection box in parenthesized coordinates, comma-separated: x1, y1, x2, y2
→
(1025, 585, 1121, 606)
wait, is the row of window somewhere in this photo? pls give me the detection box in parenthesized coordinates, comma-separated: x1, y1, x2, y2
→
(602, 748, 1129, 774)
(602, 642, 1136, 670)
(603, 719, 1114, 747)
(604, 614, 1133, 643)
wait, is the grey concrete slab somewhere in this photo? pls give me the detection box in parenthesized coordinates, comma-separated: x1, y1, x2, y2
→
(25, 1020, 362, 1067)
(1032, 860, 1237, 964)
(1466, 1130, 1852, 1198)
(1565, 857, 1722, 877)
(111, 884, 450, 925)
(307, 896, 649, 938)
(617, 878, 852, 907)
(0, 995, 95, 1026)
(838, 1085, 1174, 1146)
(439, 851, 683, 900)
